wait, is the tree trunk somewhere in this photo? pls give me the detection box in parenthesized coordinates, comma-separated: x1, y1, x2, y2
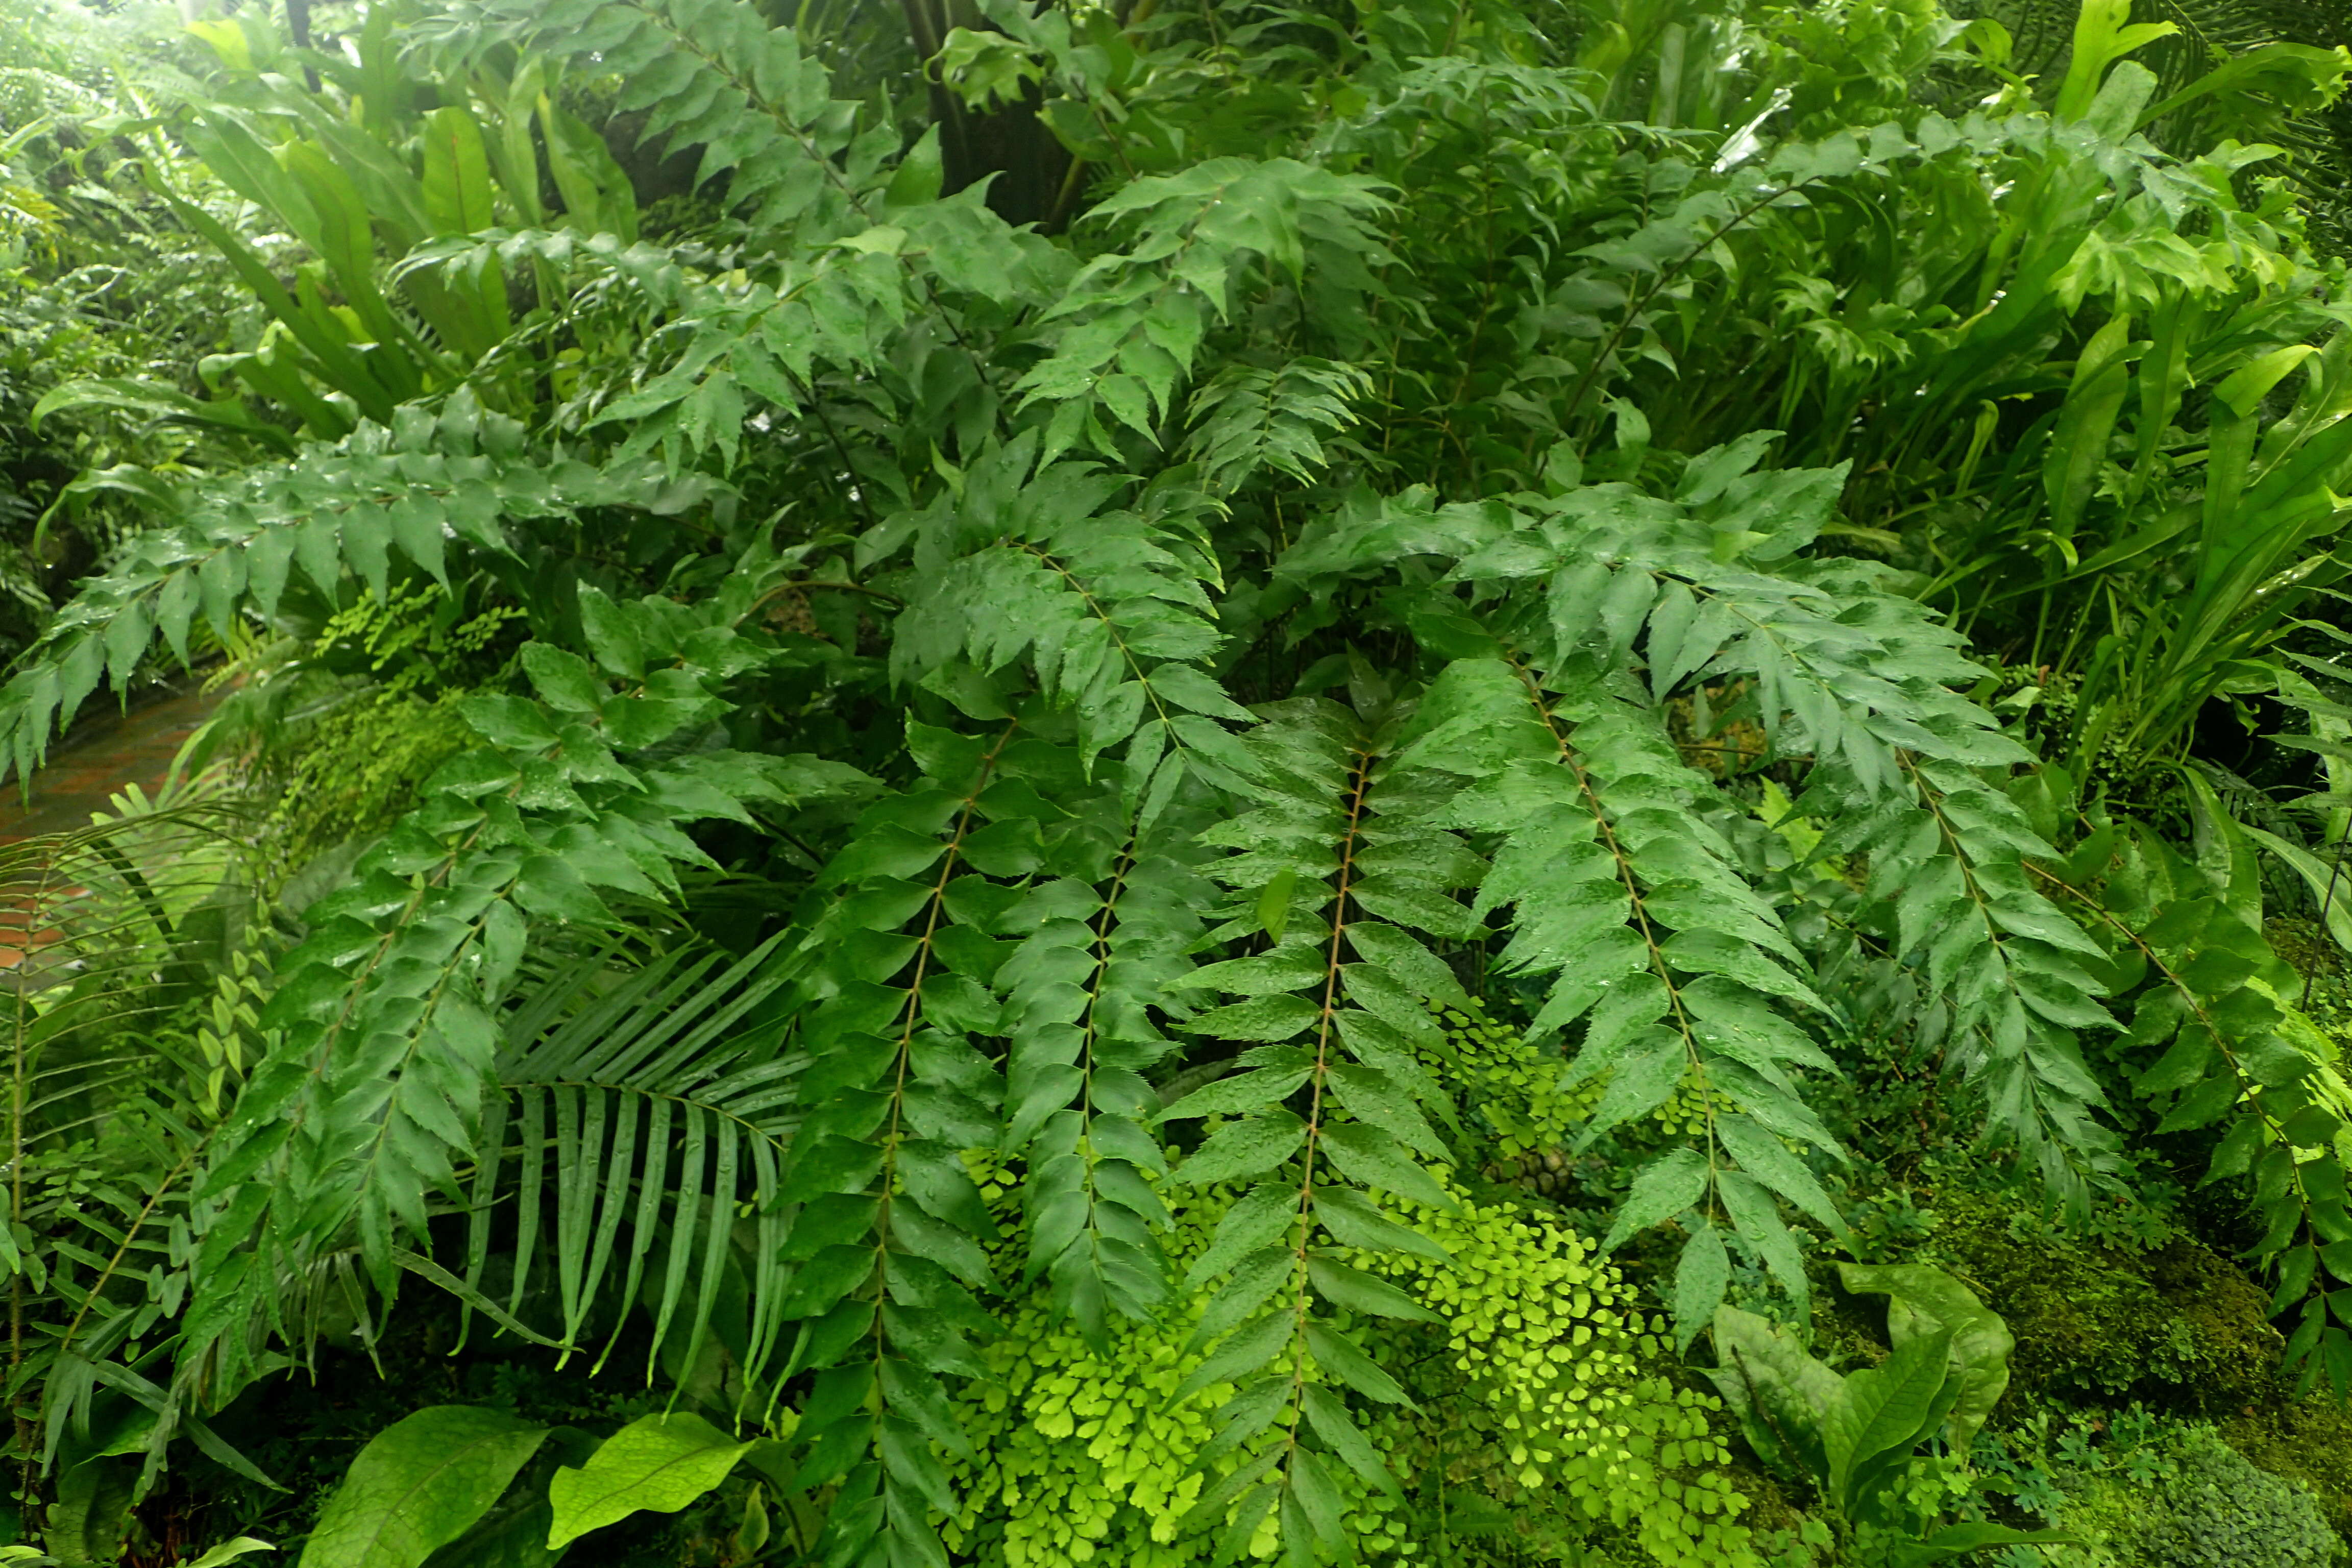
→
(899, 0, 1075, 231)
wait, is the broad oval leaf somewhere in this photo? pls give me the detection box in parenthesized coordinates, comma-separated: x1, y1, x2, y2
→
(1836, 1263, 2013, 1453)
(1825, 1328, 1957, 1514)
(1705, 1306, 1839, 1481)
(184, 1542, 277, 1568)
(298, 1406, 547, 1568)
(545, 1413, 757, 1552)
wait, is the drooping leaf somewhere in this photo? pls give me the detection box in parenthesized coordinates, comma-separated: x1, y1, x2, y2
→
(298, 1408, 547, 1568)
(545, 1414, 758, 1551)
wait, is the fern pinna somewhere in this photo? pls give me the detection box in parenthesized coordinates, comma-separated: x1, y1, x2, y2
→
(7, 0, 2352, 1559)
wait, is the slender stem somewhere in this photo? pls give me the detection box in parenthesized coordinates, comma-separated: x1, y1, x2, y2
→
(778, 361, 879, 533)
(867, 720, 1018, 1398)
(1281, 740, 1376, 1464)
(1559, 176, 1830, 439)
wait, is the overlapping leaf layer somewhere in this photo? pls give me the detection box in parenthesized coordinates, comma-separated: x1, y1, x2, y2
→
(12, 0, 2352, 1560)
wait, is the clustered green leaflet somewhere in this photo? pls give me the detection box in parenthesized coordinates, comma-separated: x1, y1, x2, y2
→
(0, 391, 707, 787)
(1158, 696, 1466, 1560)
(419, 0, 1053, 497)
(568, 182, 1058, 479)
(4, 812, 290, 1496)
(1264, 442, 2129, 1343)
(168, 576, 871, 1417)
(1184, 358, 1376, 498)
(2025, 775, 2352, 1396)
(398, 200, 1032, 485)
(1820, 758, 2121, 1196)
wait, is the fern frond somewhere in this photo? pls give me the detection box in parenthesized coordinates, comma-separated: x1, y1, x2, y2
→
(1017, 160, 1394, 464)
(880, 432, 1245, 778)
(174, 623, 871, 1395)
(1184, 358, 1375, 495)
(396, 229, 697, 314)
(0, 806, 282, 1488)
(0, 397, 704, 785)
(2042, 821, 2352, 1390)
(773, 719, 1040, 1568)
(1163, 695, 1471, 1556)
(1827, 758, 2119, 1202)
(1406, 655, 1837, 1340)
(391, 105, 1042, 476)
(1270, 443, 2122, 1339)
(999, 773, 1216, 1348)
(436, 0, 867, 239)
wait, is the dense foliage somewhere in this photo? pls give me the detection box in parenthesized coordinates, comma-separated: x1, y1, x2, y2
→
(12, 0, 2352, 1563)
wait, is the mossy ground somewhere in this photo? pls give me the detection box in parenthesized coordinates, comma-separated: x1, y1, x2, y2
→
(1877, 1186, 2349, 1554)
(1902, 1190, 2278, 1413)
(1477, 1117, 2350, 1563)
(1794, 1186, 2278, 1413)
(2226, 1400, 2352, 1544)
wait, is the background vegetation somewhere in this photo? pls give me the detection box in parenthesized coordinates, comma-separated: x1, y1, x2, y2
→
(6, 0, 2352, 1564)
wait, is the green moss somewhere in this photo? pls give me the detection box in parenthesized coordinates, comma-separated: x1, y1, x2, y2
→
(2041, 1434, 2342, 1568)
(2046, 1473, 2144, 1568)
(2139, 1242, 2285, 1405)
(2138, 1436, 2339, 1567)
(2226, 1397, 2352, 1546)
(1905, 1179, 2352, 1556)
(1912, 1190, 2278, 1414)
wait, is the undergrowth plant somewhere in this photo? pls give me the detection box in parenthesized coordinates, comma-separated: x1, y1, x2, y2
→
(4, 0, 2352, 1563)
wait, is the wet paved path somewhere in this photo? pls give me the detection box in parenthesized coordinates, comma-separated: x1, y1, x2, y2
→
(0, 689, 218, 842)
(0, 688, 222, 970)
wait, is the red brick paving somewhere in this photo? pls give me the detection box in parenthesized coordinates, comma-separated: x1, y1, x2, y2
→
(0, 689, 219, 844)
(0, 689, 220, 970)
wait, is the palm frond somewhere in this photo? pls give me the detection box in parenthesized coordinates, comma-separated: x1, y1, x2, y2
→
(456, 933, 804, 1405)
(0, 801, 278, 1487)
